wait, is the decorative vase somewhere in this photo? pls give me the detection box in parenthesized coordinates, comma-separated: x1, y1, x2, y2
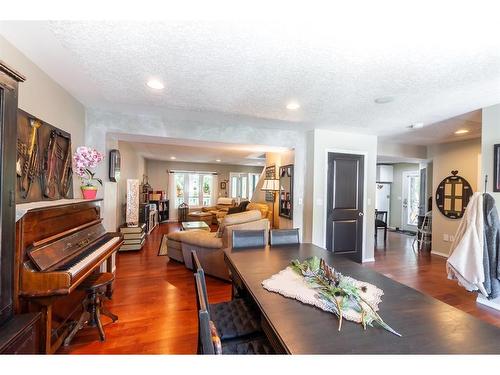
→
(81, 186, 98, 199)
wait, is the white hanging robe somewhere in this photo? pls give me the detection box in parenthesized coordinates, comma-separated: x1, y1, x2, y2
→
(446, 192, 488, 295)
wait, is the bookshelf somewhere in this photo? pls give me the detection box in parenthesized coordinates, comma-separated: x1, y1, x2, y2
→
(149, 198, 169, 223)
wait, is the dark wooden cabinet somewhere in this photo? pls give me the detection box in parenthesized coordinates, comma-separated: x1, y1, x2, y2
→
(0, 61, 41, 353)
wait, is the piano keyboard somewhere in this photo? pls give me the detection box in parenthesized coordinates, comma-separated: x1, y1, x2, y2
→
(58, 235, 120, 277)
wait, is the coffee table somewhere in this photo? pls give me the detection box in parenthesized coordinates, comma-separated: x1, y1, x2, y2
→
(181, 221, 210, 232)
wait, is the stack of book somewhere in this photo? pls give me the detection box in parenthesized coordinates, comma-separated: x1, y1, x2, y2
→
(119, 223, 146, 251)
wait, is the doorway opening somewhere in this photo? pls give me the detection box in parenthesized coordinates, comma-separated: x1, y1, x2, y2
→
(402, 170, 421, 232)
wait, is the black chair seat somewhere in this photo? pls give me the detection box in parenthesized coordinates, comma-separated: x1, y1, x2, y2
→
(375, 219, 387, 227)
(222, 336, 275, 354)
(210, 298, 261, 340)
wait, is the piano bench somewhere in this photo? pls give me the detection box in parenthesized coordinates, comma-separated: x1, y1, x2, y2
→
(64, 272, 118, 347)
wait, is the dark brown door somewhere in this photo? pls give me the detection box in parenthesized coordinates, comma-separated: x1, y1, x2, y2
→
(326, 152, 364, 262)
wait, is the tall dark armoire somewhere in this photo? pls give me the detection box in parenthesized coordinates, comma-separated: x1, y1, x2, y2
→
(0, 61, 41, 354)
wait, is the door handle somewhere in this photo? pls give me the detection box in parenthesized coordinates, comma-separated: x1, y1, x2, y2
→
(359, 212, 364, 217)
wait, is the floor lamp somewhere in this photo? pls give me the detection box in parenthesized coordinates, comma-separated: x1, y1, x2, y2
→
(261, 179, 280, 228)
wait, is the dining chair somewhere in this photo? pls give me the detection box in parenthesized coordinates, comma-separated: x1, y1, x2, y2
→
(269, 228, 300, 246)
(375, 210, 388, 243)
(232, 229, 266, 250)
(195, 273, 274, 355)
(192, 251, 262, 343)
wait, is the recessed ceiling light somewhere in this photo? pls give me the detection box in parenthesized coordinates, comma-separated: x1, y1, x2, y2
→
(216, 159, 221, 162)
(286, 102, 300, 110)
(408, 123, 424, 129)
(374, 96, 394, 104)
(455, 129, 469, 135)
(170, 156, 176, 160)
(147, 79, 164, 90)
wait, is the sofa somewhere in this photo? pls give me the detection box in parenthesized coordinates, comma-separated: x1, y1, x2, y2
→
(166, 210, 270, 280)
(201, 197, 236, 224)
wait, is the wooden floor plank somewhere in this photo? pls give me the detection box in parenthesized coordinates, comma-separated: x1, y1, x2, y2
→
(59, 225, 500, 354)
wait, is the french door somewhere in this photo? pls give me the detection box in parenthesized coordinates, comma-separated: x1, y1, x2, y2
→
(402, 171, 420, 231)
(229, 173, 259, 200)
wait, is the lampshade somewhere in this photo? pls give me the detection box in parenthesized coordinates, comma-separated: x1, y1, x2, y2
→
(261, 179, 280, 192)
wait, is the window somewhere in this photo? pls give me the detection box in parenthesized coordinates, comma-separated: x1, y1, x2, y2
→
(173, 172, 214, 207)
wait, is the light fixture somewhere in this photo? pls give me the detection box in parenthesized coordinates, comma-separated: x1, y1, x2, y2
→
(261, 179, 280, 192)
(408, 123, 424, 129)
(374, 96, 394, 104)
(170, 156, 176, 160)
(147, 79, 164, 90)
(455, 129, 469, 135)
(286, 102, 300, 110)
(216, 159, 221, 162)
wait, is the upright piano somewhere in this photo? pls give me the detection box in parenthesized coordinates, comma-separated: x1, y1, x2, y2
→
(14, 199, 123, 354)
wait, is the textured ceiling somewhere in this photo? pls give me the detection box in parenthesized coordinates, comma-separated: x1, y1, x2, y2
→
(380, 109, 482, 145)
(1, 13, 500, 143)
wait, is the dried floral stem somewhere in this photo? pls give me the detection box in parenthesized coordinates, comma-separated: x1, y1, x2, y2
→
(290, 256, 401, 337)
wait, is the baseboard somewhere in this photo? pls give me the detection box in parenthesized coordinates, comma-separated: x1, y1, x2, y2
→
(477, 294, 500, 311)
(362, 257, 375, 263)
(431, 250, 449, 258)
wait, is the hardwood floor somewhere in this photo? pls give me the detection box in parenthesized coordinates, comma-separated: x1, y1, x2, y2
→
(60, 225, 500, 354)
(59, 223, 231, 354)
(369, 231, 500, 328)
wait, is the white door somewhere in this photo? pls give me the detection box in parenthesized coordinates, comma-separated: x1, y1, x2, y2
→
(402, 171, 420, 231)
(375, 183, 391, 224)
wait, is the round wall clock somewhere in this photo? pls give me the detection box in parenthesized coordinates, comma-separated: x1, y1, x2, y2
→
(435, 170, 473, 219)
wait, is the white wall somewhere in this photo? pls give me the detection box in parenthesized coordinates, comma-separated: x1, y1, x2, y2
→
(115, 141, 146, 227)
(310, 129, 378, 262)
(0, 35, 86, 197)
(482, 104, 500, 201)
(378, 141, 427, 161)
(428, 138, 481, 256)
(146, 159, 263, 194)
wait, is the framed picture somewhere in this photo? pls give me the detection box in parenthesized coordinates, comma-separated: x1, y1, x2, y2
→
(494, 144, 500, 192)
(220, 181, 226, 190)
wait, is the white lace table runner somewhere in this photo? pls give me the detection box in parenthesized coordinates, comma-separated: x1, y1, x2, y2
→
(262, 267, 384, 323)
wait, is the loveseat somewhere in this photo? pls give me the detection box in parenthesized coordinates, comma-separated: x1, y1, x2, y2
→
(166, 210, 269, 280)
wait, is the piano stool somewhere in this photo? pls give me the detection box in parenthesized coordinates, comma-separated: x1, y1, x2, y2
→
(64, 272, 118, 346)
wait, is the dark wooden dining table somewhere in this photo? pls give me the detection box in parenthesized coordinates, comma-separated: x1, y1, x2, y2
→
(224, 243, 500, 354)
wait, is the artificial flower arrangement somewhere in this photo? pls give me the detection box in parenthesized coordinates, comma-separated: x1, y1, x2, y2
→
(73, 146, 104, 199)
(290, 256, 401, 336)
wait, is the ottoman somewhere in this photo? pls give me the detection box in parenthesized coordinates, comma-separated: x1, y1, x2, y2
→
(187, 211, 213, 225)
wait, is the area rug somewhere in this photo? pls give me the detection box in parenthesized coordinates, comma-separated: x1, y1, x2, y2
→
(158, 234, 168, 256)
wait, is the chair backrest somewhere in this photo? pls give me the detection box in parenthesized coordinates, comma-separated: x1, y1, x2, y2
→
(375, 210, 387, 223)
(192, 251, 210, 315)
(191, 250, 203, 273)
(195, 273, 216, 354)
(232, 229, 266, 250)
(270, 228, 300, 246)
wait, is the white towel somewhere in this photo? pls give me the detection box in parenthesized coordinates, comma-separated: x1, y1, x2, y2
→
(446, 192, 487, 295)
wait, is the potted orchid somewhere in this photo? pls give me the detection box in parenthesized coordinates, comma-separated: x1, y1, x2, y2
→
(73, 146, 104, 199)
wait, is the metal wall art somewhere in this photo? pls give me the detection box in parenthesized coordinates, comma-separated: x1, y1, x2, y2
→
(16, 110, 73, 203)
(435, 170, 473, 219)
